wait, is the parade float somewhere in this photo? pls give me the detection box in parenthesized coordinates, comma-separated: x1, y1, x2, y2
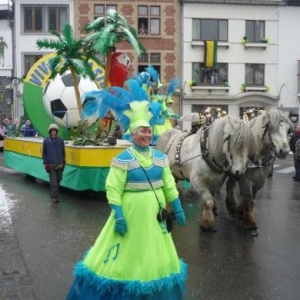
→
(3, 10, 147, 192)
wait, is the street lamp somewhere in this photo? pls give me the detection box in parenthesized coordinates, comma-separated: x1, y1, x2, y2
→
(277, 84, 289, 108)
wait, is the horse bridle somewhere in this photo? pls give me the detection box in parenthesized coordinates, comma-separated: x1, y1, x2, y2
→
(164, 129, 234, 177)
(261, 123, 275, 148)
(248, 121, 277, 170)
(163, 131, 194, 180)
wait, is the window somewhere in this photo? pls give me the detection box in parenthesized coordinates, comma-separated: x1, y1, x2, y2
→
(24, 7, 43, 32)
(24, 54, 43, 75)
(23, 5, 69, 33)
(138, 52, 161, 80)
(138, 5, 160, 36)
(150, 53, 160, 64)
(138, 53, 148, 63)
(94, 4, 117, 19)
(246, 21, 265, 42)
(192, 19, 228, 42)
(48, 7, 68, 32)
(245, 64, 264, 85)
(192, 63, 228, 86)
(138, 53, 161, 76)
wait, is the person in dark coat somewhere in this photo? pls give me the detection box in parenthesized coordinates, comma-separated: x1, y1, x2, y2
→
(42, 124, 66, 202)
(289, 123, 300, 181)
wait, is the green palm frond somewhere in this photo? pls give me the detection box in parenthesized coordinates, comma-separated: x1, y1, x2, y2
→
(57, 64, 69, 76)
(85, 16, 107, 32)
(63, 24, 74, 47)
(128, 25, 147, 54)
(36, 39, 65, 51)
(84, 9, 145, 57)
(106, 9, 119, 21)
(84, 31, 103, 43)
(70, 59, 95, 80)
(51, 30, 63, 42)
(89, 25, 119, 54)
(121, 27, 142, 56)
(114, 12, 128, 28)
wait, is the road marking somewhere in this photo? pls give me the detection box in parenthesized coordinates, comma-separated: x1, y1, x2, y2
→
(275, 166, 295, 174)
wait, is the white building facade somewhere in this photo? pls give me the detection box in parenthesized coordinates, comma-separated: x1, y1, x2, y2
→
(0, 0, 14, 119)
(278, 3, 300, 122)
(180, 0, 300, 128)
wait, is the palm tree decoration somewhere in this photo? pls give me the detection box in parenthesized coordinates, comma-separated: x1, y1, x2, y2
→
(85, 9, 146, 87)
(36, 24, 102, 114)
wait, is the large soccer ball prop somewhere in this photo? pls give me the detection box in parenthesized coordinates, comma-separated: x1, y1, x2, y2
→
(43, 72, 99, 127)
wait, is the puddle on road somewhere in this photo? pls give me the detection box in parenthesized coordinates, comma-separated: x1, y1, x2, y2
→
(0, 184, 14, 233)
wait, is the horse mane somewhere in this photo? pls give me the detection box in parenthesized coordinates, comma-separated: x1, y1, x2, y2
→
(250, 109, 293, 139)
(208, 115, 253, 162)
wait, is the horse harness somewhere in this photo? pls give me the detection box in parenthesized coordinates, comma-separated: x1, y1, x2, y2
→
(163, 131, 194, 180)
(247, 123, 275, 170)
(163, 128, 232, 180)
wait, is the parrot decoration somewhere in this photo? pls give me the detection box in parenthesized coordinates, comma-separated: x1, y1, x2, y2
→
(108, 51, 131, 87)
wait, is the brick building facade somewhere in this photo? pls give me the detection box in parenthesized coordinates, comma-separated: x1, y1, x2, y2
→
(74, 0, 180, 112)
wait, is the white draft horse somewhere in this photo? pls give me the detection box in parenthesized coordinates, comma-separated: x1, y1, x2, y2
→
(156, 115, 254, 231)
(225, 110, 292, 235)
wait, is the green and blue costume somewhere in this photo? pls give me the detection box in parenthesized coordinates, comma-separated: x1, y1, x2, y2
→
(66, 145, 187, 300)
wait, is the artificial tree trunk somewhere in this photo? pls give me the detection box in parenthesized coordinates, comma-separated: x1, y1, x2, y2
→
(70, 66, 82, 114)
(104, 46, 116, 87)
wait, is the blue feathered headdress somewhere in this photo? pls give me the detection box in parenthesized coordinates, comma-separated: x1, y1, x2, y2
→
(81, 83, 163, 132)
(165, 77, 180, 104)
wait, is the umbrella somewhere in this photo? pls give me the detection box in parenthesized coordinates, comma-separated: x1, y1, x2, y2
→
(179, 112, 199, 122)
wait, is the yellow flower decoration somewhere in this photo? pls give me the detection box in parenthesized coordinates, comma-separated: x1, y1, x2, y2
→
(188, 80, 195, 87)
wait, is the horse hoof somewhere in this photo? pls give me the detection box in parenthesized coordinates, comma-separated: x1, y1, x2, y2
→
(246, 229, 258, 237)
(200, 226, 217, 233)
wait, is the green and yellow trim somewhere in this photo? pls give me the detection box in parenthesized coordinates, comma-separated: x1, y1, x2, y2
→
(3, 137, 128, 191)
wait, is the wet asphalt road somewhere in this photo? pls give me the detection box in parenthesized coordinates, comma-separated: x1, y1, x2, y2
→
(0, 153, 300, 300)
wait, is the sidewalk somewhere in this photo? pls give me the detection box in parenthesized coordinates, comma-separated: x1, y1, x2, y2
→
(0, 152, 36, 300)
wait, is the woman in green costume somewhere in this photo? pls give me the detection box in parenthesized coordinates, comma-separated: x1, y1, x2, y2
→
(66, 101, 188, 300)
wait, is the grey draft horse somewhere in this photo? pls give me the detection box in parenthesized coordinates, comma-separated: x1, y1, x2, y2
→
(225, 110, 293, 235)
(156, 115, 254, 231)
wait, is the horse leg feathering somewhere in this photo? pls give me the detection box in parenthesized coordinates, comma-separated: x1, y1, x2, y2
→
(225, 176, 238, 218)
(199, 190, 216, 232)
(238, 174, 258, 232)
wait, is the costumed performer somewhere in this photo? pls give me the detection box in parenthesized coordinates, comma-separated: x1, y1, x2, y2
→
(161, 78, 180, 132)
(66, 100, 188, 300)
(145, 65, 169, 143)
(121, 78, 164, 144)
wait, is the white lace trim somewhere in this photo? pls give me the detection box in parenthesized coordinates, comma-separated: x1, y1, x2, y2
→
(125, 180, 164, 190)
(111, 159, 140, 170)
(111, 157, 167, 170)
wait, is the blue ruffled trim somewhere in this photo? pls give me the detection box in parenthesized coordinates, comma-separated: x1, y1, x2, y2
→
(72, 259, 188, 297)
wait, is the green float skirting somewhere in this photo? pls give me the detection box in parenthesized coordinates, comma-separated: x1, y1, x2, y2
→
(4, 151, 110, 192)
